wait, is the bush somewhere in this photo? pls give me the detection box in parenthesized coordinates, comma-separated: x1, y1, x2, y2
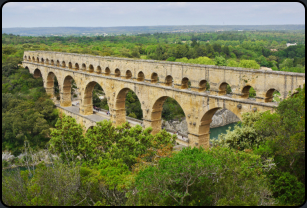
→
(267, 170, 305, 205)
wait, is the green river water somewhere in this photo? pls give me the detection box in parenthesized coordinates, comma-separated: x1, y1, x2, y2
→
(210, 122, 240, 140)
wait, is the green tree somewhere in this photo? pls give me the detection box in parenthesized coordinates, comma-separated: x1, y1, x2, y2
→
(238, 59, 260, 69)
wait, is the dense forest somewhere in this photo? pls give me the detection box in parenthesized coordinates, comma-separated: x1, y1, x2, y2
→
(2, 30, 305, 206)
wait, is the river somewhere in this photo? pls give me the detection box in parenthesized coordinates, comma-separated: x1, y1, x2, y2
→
(210, 122, 240, 140)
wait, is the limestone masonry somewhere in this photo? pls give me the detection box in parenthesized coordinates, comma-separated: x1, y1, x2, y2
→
(22, 51, 305, 148)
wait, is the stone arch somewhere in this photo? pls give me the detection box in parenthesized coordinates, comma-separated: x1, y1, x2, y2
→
(62, 61, 66, 68)
(41, 58, 44, 64)
(82, 63, 86, 70)
(68, 62, 72, 69)
(61, 75, 79, 107)
(115, 68, 121, 77)
(265, 88, 281, 102)
(56, 60, 60, 67)
(165, 75, 173, 86)
(51, 60, 54, 66)
(24, 55, 27, 60)
(86, 126, 95, 132)
(33, 68, 42, 78)
(151, 72, 158, 83)
(25, 66, 30, 73)
(199, 80, 208, 92)
(137, 71, 145, 82)
(46, 58, 49, 65)
(32, 56, 35, 62)
(96, 66, 101, 74)
(150, 95, 187, 135)
(114, 87, 143, 126)
(81, 81, 109, 116)
(28, 56, 31, 61)
(105, 67, 111, 75)
(241, 85, 256, 99)
(126, 70, 132, 79)
(198, 106, 241, 148)
(37, 57, 39, 63)
(46, 72, 58, 98)
(75, 63, 79, 70)
(88, 64, 94, 73)
(218, 82, 231, 96)
(181, 77, 189, 89)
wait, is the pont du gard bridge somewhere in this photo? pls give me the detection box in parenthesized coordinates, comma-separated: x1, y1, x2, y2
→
(22, 51, 305, 148)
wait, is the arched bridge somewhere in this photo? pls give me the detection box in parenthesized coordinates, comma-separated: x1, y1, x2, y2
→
(22, 51, 305, 148)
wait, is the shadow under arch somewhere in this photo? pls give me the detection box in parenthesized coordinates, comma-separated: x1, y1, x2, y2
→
(199, 80, 209, 92)
(241, 85, 256, 99)
(86, 126, 94, 133)
(165, 75, 173, 86)
(115, 87, 143, 126)
(125, 70, 132, 79)
(219, 82, 232, 96)
(150, 95, 187, 135)
(181, 77, 189, 89)
(137, 71, 145, 81)
(198, 107, 241, 146)
(151, 72, 158, 83)
(81, 81, 109, 116)
(62, 75, 79, 107)
(33, 68, 42, 78)
(46, 71, 60, 99)
(265, 88, 281, 102)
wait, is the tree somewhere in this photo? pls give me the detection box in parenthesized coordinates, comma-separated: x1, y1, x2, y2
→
(238, 60, 260, 69)
(253, 85, 305, 184)
(214, 56, 227, 66)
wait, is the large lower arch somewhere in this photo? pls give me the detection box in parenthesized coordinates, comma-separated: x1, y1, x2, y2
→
(46, 72, 59, 99)
(198, 106, 241, 148)
(198, 108, 221, 148)
(150, 96, 186, 135)
(61, 75, 78, 107)
(80, 81, 108, 116)
(33, 68, 42, 78)
(114, 87, 143, 126)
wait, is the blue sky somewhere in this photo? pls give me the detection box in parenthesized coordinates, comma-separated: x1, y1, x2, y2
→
(2, 2, 305, 28)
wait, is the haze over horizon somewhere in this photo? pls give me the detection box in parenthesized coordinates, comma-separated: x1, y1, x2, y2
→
(2, 2, 305, 28)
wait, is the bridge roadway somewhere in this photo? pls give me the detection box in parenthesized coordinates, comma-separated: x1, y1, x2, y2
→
(56, 101, 190, 146)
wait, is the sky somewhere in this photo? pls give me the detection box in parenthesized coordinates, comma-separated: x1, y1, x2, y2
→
(2, 2, 305, 28)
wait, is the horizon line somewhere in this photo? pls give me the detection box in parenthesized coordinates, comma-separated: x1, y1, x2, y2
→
(2, 24, 305, 29)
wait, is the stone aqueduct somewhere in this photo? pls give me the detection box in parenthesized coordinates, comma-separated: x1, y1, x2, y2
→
(22, 51, 305, 148)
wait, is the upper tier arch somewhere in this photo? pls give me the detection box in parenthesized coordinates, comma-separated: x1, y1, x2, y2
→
(23, 50, 305, 103)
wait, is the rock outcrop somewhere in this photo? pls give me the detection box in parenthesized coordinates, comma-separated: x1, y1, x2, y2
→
(162, 109, 240, 135)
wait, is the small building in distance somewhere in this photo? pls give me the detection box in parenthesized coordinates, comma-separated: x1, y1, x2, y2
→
(260, 67, 272, 71)
(270, 49, 278, 52)
(286, 43, 297, 47)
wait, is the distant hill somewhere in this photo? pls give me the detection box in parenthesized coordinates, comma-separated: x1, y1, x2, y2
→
(2, 25, 305, 36)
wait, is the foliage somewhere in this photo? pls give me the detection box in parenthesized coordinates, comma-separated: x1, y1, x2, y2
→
(238, 59, 260, 69)
(211, 111, 264, 150)
(2, 60, 58, 155)
(207, 147, 275, 206)
(50, 116, 176, 168)
(131, 147, 219, 206)
(266, 170, 305, 205)
(129, 147, 275, 206)
(253, 85, 305, 184)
